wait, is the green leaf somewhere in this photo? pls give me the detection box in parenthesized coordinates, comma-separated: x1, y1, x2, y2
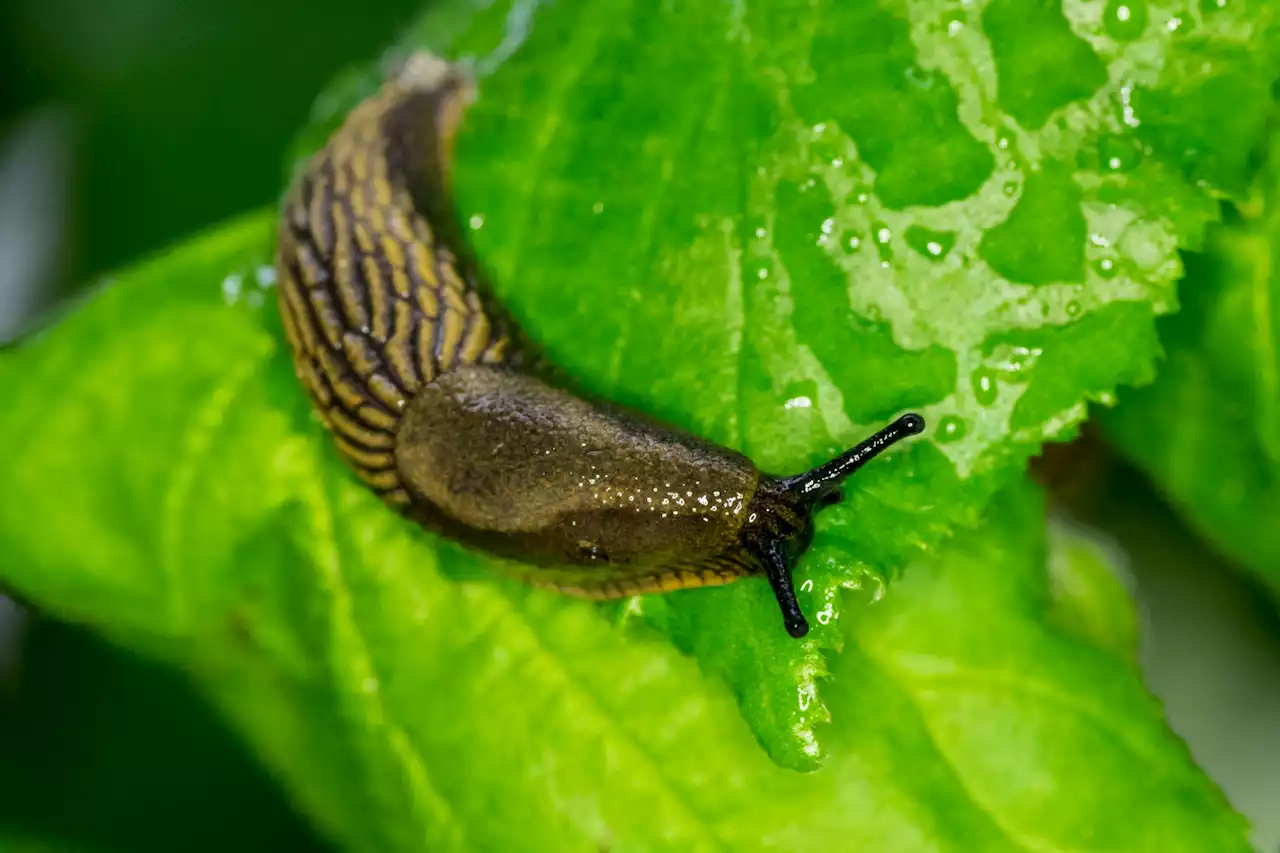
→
(318, 0, 1272, 765)
(7, 0, 1279, 771)
(0, 227, 1249, 846)
(1104, 161, 1280, 589)
(1045, 516, 1140, 661)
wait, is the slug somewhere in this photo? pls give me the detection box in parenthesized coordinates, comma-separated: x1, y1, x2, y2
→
(275, 52, 925, 638)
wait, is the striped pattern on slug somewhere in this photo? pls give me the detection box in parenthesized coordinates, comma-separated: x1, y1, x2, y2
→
(276, 55, 519, 508)
(274, 52, 927, 639)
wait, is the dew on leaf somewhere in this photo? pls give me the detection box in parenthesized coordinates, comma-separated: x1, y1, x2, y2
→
(1066, 299, 1083, 316)
(873, 224, 894, 263)
(1098, 134, 1144, 172)
(905, 225, 956, 260)
(936, 415, 968, 443)
(972, 368, 999, 405)
(221, 273, 243, 305)
(998, 345, 1042, 376)
(1095, 257, 1118, 278)
(1104, 0, 1148, 40)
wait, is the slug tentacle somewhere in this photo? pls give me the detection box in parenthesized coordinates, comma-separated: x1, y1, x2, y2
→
(739, 413, 927, 635)
(780, 414, 926, 505)
(756, 536, 808, 639)
(276, 50, 926, 639)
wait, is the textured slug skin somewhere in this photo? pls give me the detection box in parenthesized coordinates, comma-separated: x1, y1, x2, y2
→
(275, 54, 772, 598)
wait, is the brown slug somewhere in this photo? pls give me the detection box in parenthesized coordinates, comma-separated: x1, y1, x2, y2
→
(275, 52, 925, 638)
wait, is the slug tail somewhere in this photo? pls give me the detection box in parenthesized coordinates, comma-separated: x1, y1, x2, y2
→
(277, 49, 524, 517)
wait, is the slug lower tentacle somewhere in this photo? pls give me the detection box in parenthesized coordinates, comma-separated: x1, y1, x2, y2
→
(275, 51, 925, 638)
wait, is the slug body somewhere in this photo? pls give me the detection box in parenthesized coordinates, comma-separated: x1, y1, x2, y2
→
(275, 53, 924, 638)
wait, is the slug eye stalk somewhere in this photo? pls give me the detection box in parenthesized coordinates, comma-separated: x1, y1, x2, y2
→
(782, 413, 926, 505)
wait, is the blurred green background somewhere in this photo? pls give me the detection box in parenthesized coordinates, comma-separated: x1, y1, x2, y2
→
(0, 0, 419, 849)
(1, 2, 1279, 851)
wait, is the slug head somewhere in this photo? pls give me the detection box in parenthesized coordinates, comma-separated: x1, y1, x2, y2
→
(740, 413, 926, 639)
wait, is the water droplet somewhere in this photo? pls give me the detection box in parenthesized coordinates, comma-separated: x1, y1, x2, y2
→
(784, 396, 813, 410)
(941, 9, 965, 35)
(905, 225, 956, 261)
(469, 213, 485, 230)
(999, 344, 1042, 375)
(936, 415, 967, 443)
(872, 222, 894, 263)
(1098, 134, 1143, 172)
(831, 156, 845, 168)
(855, 191, 869, 204)
(996, 130, 1014, 151)
(221, 273, 243, 304)
(1200, 0, 1227, 13)
(755, 226, 768, 239)
(1095, 257, 1118, 278)
(1002, 180, 1019, 197)
(972, 369, 998, 406)
(820, 217, 836, 236)
(757, 267, 770, 280)
(1066, 300, 1082, 317)
(845, 235, 862, 254)
(1104, 0, 1147, 39)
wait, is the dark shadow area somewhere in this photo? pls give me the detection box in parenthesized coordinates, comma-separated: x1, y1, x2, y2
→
(0, 619, 332, 853)
(0, 0, 421, 286)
